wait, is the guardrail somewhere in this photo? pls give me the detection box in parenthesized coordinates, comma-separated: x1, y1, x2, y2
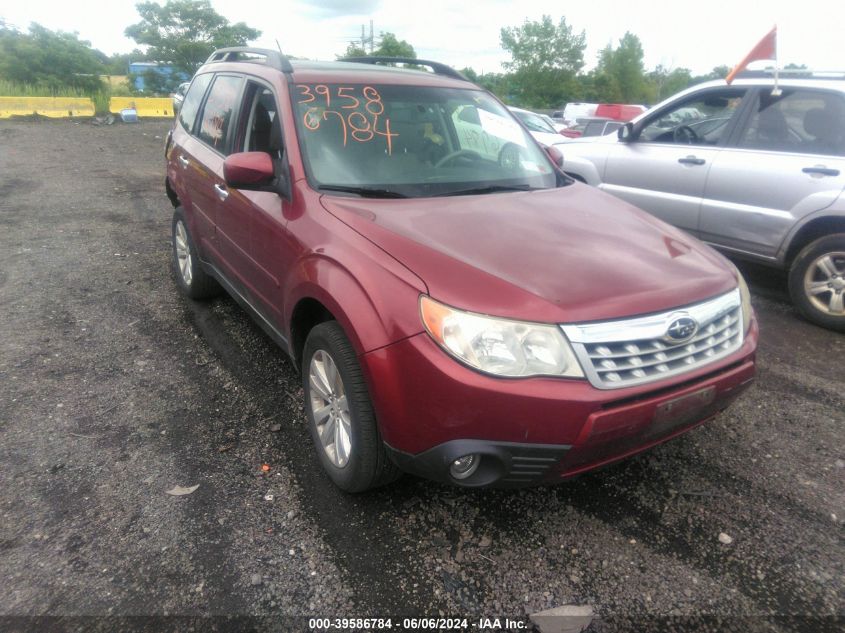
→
(0, 97, 96, 118)
(0, 96, 176, 119)
(108, 97, 174, 118)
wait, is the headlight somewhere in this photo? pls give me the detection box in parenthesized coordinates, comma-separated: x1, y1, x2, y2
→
(737, 270, 752, 334)
(419, 295, 584, 378)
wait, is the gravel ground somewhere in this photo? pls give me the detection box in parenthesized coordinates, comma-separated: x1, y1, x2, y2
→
(0, 119, 842, 633)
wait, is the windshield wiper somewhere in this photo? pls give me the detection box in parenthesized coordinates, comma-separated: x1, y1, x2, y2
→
(318, 185, 408, 199)
(434, 184, 539, 197)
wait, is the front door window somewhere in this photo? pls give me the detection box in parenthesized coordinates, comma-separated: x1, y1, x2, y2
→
(639, 89, 747, 146)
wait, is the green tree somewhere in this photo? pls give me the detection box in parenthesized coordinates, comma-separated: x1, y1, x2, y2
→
(647, 65, 692, 102)
(0, 23, 105, 92)
(374, 32, 416, 58)
(594, 32, 650, 103)
(500, 15, 586, 108)
(103, 49, 149, 75)
(125, 0, 261, 75)
(691, 65, 731, 84)
(343, 42, 368, 58)
(459, 67, 478, 82)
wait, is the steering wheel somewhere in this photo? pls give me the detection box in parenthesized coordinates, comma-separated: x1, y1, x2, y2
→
(673, 125, 700, 144)
(435, 149, 483, 168)
(498, 143, 522, 171)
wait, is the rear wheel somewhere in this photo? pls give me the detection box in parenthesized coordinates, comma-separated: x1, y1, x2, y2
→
(171, 207, 220, 300)
(788, 233, 845, 331)
(302, 321, 399, 492)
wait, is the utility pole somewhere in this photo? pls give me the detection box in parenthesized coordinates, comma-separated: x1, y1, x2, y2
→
(369, 20, 374, 54)
(361, 25, 366, 51)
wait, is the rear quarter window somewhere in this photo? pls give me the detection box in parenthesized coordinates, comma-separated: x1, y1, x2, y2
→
(196, 75, 244, 155)
(178, 74, 213, 133)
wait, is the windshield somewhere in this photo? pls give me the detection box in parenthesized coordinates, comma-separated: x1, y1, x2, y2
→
(293, 84, 559, 197)
(511, 109, 557, 134)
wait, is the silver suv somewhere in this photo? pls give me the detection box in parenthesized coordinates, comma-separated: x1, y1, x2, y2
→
(560, 71, 845, 331)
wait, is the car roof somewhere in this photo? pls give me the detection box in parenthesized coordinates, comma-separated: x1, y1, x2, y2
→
(196, 56, 474, 90)
(692, 77, 845, 92)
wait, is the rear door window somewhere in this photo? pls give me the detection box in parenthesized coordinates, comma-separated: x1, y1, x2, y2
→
(178, 73, 212, 133)
(196, 75, 244, 155)
(738, 89, 845, 156)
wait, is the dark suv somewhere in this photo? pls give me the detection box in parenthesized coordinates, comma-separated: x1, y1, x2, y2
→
(165, 48, 757, 491)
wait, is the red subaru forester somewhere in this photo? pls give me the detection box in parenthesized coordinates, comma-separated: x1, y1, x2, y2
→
(165, 48, 758, 491)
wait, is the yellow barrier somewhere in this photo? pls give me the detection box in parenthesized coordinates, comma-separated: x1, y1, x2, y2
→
(0, 96, 95, 119)
(109, 97, 174, 118)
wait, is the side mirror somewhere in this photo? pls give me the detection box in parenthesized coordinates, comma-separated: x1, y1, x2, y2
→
(544, 144, 564, 168)
(617, 122, 634, 142)
(224, 152, 275, 189)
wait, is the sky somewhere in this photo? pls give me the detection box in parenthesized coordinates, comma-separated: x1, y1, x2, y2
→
(2, 0, 843, 76)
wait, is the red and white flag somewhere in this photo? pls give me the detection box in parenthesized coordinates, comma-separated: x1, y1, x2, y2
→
(725, 26, 777, 84)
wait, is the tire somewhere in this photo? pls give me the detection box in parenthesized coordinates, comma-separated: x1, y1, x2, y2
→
(171, 207, 221, 300)
(302, 321, 400, 492)
(788, 233, 845, 332)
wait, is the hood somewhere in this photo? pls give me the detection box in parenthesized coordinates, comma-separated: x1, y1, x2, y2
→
(320, 184, 737, 324)
(530, 130, 569, 146)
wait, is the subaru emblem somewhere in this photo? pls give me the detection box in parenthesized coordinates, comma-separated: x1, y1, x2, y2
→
(665, 316, 698, 343)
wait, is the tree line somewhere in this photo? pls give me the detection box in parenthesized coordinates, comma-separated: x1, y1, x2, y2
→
(0, 3, 798, 107)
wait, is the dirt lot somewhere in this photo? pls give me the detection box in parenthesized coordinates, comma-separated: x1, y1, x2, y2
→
(0, 119, 842, 633)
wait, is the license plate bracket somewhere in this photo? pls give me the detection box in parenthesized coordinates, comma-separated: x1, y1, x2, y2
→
(650, 386, 717, 437)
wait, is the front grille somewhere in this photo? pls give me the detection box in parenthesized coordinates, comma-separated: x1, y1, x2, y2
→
(561, 290, 743, 390)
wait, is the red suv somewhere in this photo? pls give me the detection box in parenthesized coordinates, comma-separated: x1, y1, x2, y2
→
(165, 48, 758, 491)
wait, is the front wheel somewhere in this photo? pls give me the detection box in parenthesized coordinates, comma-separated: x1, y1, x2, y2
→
(788, 233, 845, 331)
(302, 322, 399, 492)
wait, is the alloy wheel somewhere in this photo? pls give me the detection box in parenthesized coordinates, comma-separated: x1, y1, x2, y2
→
(803, 251, 845, 315)
(174, 221, 193, 286)
(308, 349, 352, 468)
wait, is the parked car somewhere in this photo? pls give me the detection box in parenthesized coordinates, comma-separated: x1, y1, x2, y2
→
(165, 48, 757, 491)
(595, 103, 648, 121)
(507, 106, 567, 146)
(539, 112, 567, 133)
(560, 102, 599, 127)
(560, 72, 845, 330)
(558, 117, 624, 140)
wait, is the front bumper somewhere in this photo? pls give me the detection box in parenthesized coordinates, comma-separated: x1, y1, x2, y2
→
(361, 319, 757, 487)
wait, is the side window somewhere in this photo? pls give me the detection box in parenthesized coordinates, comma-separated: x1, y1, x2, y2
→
(239, 83, 283, 158)
(639, 89, 747, 145)
(178, 74, 212, 133)
(583, 120, 605, 137)
(196, 75, 243, 155)
(739, 89, 845, 156)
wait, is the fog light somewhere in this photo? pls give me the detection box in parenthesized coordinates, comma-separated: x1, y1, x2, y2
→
(450, 454, 480, 480)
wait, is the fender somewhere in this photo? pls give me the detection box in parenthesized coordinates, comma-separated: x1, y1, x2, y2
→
(776, 203, 845, 265)
(562, 151, 605, 186)
(285, 250, 426, 358)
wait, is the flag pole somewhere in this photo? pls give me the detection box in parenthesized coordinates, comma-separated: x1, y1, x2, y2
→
(771, 24, 781, 96)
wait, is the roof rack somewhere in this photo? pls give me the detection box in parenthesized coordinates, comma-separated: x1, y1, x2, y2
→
(737, 68, 845, 80)
(205, 47, 294, 74)
(340, 56, 468, 81)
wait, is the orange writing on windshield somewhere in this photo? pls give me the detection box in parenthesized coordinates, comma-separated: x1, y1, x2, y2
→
(297, 85, 398, 155)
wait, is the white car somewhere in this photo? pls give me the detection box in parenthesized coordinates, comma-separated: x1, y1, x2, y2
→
(507, 106, 567, 146)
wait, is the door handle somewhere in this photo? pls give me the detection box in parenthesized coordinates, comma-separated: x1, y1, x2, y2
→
(214, 183, 229, 201)
(802, 166, 840, 177)
(678, 156, 705, 165)
(177, 155, 189, 169)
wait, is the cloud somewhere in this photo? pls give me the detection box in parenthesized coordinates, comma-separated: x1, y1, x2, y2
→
(296, 0, 381, 17)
